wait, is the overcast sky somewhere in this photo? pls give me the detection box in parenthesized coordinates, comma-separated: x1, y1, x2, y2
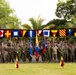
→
(8, 0, 58, 24)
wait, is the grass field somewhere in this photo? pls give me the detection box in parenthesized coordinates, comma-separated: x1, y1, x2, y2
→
(0, 63, 76, 75)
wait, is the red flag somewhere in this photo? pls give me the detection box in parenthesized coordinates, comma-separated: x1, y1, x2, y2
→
(0, 30, 4, 37)
(34, 51, 39, 58)
(36, 30, 42, 36)
(42, 44, 46, 54)
(20, 30, 27, 37)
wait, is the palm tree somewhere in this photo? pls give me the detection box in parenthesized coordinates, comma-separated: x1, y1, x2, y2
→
(22, 16, 53, 30)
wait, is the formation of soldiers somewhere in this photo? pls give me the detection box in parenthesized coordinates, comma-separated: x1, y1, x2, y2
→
(0, 38, 76, 63)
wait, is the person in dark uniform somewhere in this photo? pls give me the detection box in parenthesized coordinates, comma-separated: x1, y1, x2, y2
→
(20, 44, 26, 62)
(41, 44, 46, 62)
(7, 42, 14, 62)
(0, 43, 5, 63)
(15, 42, 21, 61)
(25, 40, 32, 62)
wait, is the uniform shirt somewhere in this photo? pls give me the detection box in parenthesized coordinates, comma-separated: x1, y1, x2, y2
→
(52, 46, 58, 54)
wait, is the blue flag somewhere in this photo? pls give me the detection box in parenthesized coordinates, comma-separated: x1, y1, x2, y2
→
(34, 45, 39, 58)
(67, 29, 72, 35)
(12, 30, 20, 37)
(28, 30, 34, 37)
(43, 30, 50, 37)
(34, 46, 39, 54)
(30, 37, 33, 55)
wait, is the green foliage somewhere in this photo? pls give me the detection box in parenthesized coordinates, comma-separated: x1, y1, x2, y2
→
(22, 16, 48, 29)
(46, 19, 67, 29)
(56, 0, 76, 20)
(0, 0, 21, 29)
(66, 17, 76, 28)
(55, 0, 76, 29)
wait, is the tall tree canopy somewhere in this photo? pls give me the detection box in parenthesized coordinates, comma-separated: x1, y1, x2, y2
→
(0, 0, 21, 29)
(46, 19, 67, 29)
(56, 0, 76, 20)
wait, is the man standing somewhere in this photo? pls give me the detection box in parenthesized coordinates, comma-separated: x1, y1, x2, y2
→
(52, 43, 58, 62)
(46, 41, 51, 62)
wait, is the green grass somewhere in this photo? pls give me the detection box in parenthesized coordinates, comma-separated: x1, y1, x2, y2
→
(0, 63, 76, 75)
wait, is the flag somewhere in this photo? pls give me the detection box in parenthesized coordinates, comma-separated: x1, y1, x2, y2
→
(0, 30, 4, 37)
(20, 30, 27, 37)
(60, 56, 64, 67)
(59, 29, 66, 36)
(67, 29, 72, 36)
(30, 37, 33, 55)
(36, 34, 39, 45)
(74, 32, 76, 36)
(51, 30, 58, 36)
(4, 30, 11, 38)
(28, 30, 34, 37)
(36, 30, 42, 36)
(34, 46, 39, 58)
(36, 30, 39, 45)
(43, 30, 50, 37)
(42, 43, 46, 54)
(15, 56, 19, 69)
(12, 30, 19, 37)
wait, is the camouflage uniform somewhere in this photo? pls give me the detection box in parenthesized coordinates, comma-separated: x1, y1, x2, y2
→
(46, 42, 51, 62)
(52, 43, 58, 62)
(69, 44, 75, 62)
(20, 45, 26, 62)
(15, 44, 21, 61)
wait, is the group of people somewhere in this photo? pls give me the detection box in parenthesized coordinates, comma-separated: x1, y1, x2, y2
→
(0, 37, 76, 63)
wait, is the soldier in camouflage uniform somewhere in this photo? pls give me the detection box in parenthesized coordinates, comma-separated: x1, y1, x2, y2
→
(26, 40, 32, 62)
(7, 41, 14, 62)
(68, 44, 75, 62)
(58, 43, 65, 61)
(20, 44, 26, 62)
(52, 43, 58, 62)
(46, 41, 51, 62)
(0, 43, 4, 63)
(15, 42, 21, 61)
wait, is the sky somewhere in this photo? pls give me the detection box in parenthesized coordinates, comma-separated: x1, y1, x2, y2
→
(8, 0, 58, 24)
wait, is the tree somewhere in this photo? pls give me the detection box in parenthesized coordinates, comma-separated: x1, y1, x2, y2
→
(55, 0, 76, 20)
(66, 17, 76, 28)
(22, 16, 51, 30)
(1, 15, 21, 29)
(46, 19, 67, 29)
(0, 0, 21, 29)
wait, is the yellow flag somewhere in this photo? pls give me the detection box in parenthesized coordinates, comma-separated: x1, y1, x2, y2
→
(74, 32, 76, 36)
(36, 34, 39, 46)
(51, 30, 58, 36)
